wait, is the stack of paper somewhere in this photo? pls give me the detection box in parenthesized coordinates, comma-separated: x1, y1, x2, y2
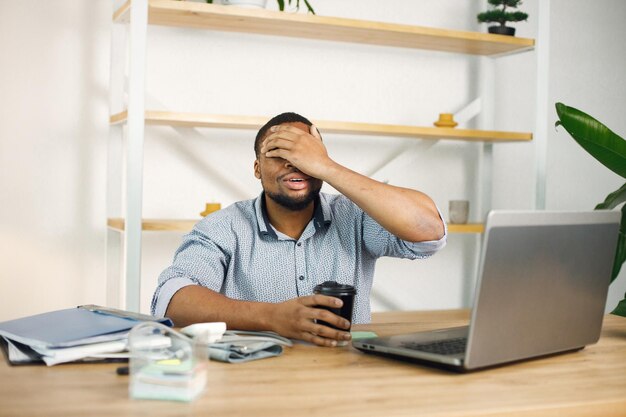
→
(0, 305, 172, 366)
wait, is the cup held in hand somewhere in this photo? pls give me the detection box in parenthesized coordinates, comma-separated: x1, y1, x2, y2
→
(313, 281, 356, 346)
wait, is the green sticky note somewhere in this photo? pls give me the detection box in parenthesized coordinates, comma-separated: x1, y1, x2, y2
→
(351, 331, 378, 340)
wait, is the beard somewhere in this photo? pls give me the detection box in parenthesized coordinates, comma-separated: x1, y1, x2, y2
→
(265, 180, 323, 211)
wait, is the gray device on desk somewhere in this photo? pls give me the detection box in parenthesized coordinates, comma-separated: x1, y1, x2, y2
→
(353, 210, 620, 371)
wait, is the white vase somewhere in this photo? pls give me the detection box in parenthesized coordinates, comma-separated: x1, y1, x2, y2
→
(221, 0, 268, 8)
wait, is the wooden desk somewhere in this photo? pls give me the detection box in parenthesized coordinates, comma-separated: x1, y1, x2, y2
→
(1, 310, 625, 417)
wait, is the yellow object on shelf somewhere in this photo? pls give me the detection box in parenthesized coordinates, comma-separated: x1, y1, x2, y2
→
(434, 113, 458, 128)
(200, 203, 221, 217)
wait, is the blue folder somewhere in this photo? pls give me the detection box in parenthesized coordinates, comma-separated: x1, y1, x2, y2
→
(0, 305, 173, 349)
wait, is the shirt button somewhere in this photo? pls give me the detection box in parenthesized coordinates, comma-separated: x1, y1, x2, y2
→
(298, 275, 305, 281)
(297, 242, 302, 247)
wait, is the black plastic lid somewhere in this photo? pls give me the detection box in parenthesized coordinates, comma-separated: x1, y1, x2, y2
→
(313, 281, 356, 296)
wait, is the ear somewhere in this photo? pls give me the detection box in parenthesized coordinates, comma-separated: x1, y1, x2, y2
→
(254, 159, 261, 179)
(310, 124, 322, 140)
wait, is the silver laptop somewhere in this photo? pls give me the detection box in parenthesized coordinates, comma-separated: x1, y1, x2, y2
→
(353, 210, 620, 371)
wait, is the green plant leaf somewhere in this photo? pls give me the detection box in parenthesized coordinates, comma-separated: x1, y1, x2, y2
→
(507, 11, 528, 22)
(609, 204, 626, 283)
(277, 0, 284, 10)
(302, 0, 315, 14)
(487, 0, 524, 7)
(595, 182, 626, 210)
(477, 10, 507, 24)
(609, 202, 626, 314)
(608, 204, 626, 315)
(555, 103, 626, 178)
(611, 296, 626, 317)
(596, 183, 626, 283)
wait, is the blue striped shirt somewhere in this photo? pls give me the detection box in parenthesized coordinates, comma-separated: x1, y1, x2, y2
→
(151, 192, 446, 323)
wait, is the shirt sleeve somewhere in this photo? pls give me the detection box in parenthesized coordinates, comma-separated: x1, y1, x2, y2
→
(361, 205, 447, 259)
(151, 276, 196, 318)
(150, 226, 230, 317)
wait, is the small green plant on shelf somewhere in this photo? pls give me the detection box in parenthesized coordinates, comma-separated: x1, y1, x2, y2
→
(477, 0, 528, 36)
(277, 0, 314, 14)
(555, 102, 626, 317)
(202, 0, 315, 14)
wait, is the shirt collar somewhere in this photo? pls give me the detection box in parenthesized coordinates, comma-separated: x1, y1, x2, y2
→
(314, 193, 332, 229)
(255, 193, 277, 238)
(255, 192, 332, 238)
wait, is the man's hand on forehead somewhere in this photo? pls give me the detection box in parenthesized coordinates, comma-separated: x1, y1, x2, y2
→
(259, 123, 332, 179)
(260, 124, 321, 154)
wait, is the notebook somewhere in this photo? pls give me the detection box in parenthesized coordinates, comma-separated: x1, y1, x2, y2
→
(353, 210, 620, 371)
(0, 305, 173, 365)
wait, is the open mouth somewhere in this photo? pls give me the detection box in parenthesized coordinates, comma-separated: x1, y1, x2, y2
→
(282, 175, 309, 190)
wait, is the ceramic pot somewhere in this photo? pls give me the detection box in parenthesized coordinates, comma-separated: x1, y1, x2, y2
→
(488, 26, 516, 36)
(434, 113, 458, 128)
(449, 200, 469, 224)
(200, 203, 221, 217)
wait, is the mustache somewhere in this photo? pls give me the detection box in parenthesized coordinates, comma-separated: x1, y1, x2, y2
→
(278, 170, 314, 181)
(278, 170, 300, 179)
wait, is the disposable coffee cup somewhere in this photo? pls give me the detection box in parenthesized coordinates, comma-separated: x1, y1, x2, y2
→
(313, 281, 356, 346)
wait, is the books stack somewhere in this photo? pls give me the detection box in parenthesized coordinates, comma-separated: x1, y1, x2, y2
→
(0, 305, 173, 366)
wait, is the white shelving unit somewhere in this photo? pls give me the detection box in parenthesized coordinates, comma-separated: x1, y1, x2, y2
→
(108, 0, 539, 312)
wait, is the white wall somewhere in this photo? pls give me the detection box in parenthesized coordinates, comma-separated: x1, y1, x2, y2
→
(0, 0, 624, 321)
(546, 0, 626, 314)
(0, 1, 111, 319)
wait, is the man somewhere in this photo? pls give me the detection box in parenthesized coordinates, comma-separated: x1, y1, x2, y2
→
(151, 112, 446, 347)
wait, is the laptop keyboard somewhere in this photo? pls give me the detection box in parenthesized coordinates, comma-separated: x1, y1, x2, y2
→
(400, 337, 467, 356)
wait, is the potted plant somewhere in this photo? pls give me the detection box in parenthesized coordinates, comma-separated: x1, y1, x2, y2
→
(204, 0, 316, 14)
(276, 0, 314, 13)
(555, 102, 626, 316)
(477, 0, 528, 36)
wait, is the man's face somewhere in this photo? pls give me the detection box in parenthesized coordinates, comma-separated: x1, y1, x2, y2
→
(254, 122, 323, 211)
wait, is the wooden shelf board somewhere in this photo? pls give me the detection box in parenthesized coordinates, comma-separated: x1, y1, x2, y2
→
(110, 110, 532, 143)
(108, 218, 484, 234)
(107, 218, 198, 232)
(113, 0, 534, 57)
(447, 223, 485, 234)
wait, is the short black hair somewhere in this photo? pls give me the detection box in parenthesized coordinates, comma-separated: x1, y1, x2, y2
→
(254, 112, 314, 157)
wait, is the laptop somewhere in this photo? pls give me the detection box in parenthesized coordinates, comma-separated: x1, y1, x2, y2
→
(353, 210, 620, 371)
